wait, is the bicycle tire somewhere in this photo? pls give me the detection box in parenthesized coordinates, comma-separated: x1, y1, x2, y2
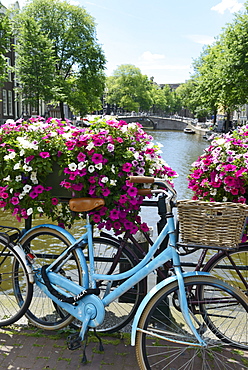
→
(16, 227, 82, 330)
(204, 243, 248, 292)
(136, 275, 248, 370)
(0, 241, 33, 326)
(70, 237, 146, 333)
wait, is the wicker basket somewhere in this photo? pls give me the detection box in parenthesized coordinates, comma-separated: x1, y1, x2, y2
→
(177, 200, 248, 249)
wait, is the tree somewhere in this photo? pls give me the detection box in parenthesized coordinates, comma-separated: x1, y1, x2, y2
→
(14, 18, 56, 114)
(0, 9, 11, 86)
(14, 0, 106, 119)
(106, 65, 153, 112)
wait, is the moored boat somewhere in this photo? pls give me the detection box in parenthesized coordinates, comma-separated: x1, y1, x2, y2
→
(184, 127, 195, 134)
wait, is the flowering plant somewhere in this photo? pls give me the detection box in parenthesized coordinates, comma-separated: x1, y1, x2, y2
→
(188, 126, 248, 240)
(0, 117, 177, 234)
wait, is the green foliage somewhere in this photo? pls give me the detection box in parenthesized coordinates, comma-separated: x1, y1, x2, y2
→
(0, 11, 11, 86)
(13, 0, 106, 117)
(106, 64, 153, 112)
(14, 18, 56, 113)
(177, 2, 248, 119)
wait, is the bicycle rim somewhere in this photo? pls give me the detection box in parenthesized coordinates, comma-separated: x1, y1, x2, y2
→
(204, 244, 248, 292)
(0, 243, 33, 326)
(136, 275, 248, 370)
(18, 227, 82, 330)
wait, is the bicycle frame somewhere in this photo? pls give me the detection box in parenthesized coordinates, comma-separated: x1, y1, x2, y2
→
(28, 210, 207, 346)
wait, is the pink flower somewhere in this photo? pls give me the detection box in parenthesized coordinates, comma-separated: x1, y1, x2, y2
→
(102, 188, 110, 197)
(51, 198, 59, 205)
(122, 162, 132, 172)
(92, 214, 101, 223)
(127, 186, 138, 197)
(92, 153, 103, 164)
(10, 197, 19, 205)
(39, 152, 50, 158)
(77, 152, 86, 162)
(109, 209, 119, 220)
(25, 155, 35, 163)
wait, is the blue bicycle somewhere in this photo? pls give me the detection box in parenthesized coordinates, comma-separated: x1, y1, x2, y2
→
(2, 176, 248, 369)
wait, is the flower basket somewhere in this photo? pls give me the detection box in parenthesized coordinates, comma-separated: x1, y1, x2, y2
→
(44, 162, 72, 198)
(0, 117, 177, 233)
(177, 199, 248, 249)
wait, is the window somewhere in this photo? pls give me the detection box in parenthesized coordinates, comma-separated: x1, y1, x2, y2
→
(2, 90, 7, 116)
(6, 57, 11, 82)
(8, 90, 13, 116)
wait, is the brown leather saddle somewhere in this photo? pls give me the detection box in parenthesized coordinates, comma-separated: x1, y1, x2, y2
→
(69, 197, 105, 213)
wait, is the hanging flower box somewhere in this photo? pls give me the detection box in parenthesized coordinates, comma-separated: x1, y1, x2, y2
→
(0, 117, 177, 234)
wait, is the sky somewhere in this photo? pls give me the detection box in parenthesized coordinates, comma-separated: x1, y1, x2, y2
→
(2, 0, 247, 84)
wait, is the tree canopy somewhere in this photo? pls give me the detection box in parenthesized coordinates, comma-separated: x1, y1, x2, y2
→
(178, 1, 248, 123)
(106, 65, 153, 112)
(0, 10, 11, 86)
(13, 0, 106, 118)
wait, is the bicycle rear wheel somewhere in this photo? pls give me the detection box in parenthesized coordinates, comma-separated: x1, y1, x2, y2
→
(0, 238, 33, 326)
(204, 243, 248, 292)
(17, 227, 82, 330)
(136, 275, 248, 370)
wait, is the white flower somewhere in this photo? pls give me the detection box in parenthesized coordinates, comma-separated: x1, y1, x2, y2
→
(9, 188, 13, 193)
(110, 179, 117, 186)
(86, 142, 94, 151)
(15, 175, 22, 182)
(3, 175, 10, 181)
(101, 176, 108, 183)
(16, 137, 38, 150)
(88, 165, 95, 173)
(30, 172, 37, 181)
(19, 193, 25, 199)
(68, 163, 77, 171)
(23, 184, 32, 193)
(37, 207, 43, 213)
(78, 162, 86, 170)
(95, 163, 102, 170)
(20, 149, 25, 156)
(14, 162, 21, 170)
(27, 208, 33, 216)
(215, 138, 226, 145)
(111, 165, 115, 173)
(23, 164, 33, 172)
(4, 152, 16, 160)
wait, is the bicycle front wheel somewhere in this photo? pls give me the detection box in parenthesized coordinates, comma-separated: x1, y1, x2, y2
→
(136, 275, 248, 370)
(17, 227, 82, 330)
(0, 241, 33, 326)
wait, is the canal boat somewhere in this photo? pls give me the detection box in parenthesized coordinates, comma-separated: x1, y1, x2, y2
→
(184, 127, 195, 134)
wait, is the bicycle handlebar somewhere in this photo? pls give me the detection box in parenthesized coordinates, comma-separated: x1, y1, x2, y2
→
(129, 176, 177, 199)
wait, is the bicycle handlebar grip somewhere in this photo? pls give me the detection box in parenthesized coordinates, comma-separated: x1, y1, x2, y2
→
(137, 189, 152, 195)
(128, 176, 154, 184)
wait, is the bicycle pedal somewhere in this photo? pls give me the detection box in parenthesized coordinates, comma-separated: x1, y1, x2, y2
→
(67, 333, 81, 350)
